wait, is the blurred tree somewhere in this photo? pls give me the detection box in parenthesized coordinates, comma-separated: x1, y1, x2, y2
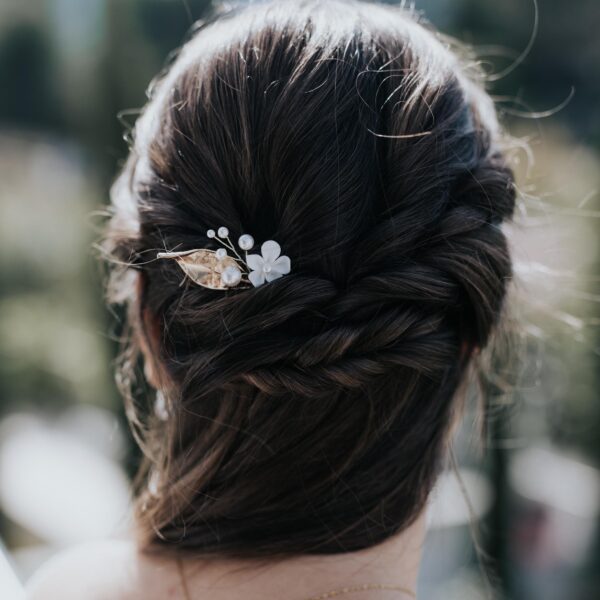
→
(0, 23, 64, 129)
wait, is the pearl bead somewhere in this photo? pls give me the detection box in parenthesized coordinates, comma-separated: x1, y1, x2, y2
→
(263, 264, 272, 274)
(221, 265, 242, 287)
(217, 226, 229, 238)
(206, 229, 215, 238)
(215, 248, 227, 260)
(238, 234, 254, 251)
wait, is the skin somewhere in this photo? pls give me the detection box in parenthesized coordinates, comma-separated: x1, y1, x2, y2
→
(25, 514, 425, 600)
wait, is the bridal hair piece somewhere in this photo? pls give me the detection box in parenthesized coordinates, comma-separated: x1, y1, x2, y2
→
(157, 226, 291, 290)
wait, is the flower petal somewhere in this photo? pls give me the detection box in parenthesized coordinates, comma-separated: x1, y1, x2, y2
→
(261, 240, 281, 263)
(248, 269, 265, 287)
(246, 253, 264, 271)
(265, 270, 284, 283)
(271, 255, 291, 275)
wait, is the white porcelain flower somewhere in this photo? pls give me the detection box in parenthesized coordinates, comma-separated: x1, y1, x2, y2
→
(246, 240, 291, 287)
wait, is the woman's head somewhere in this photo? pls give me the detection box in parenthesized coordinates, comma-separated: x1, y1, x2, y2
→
(104, 0, 515, 558)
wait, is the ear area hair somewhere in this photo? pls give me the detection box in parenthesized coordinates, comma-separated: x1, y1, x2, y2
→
(135, 271, 165, 390)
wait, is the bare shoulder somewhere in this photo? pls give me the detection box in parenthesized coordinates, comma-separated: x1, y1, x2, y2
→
(25, 539, 180, 600)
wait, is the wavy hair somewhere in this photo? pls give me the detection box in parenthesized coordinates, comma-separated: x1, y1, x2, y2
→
(103, 0, 516, 558)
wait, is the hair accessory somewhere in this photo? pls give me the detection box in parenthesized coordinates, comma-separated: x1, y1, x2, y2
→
(157, 227, 291, 290)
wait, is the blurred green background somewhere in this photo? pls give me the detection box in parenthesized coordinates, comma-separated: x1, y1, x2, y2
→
(0, 1, 598, 599)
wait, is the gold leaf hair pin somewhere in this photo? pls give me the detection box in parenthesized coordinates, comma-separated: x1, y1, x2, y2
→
(157, 227, 291, 290)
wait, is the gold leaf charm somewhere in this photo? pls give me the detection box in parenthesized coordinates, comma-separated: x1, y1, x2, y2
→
(156, 249, 242, 290)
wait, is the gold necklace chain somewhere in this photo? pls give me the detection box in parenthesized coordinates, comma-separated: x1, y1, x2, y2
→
(177, 557, 415, 600)
(303, 583, 416, 600)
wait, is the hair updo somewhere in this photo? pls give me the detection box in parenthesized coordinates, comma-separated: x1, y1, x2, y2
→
(104, 0, 516, 558)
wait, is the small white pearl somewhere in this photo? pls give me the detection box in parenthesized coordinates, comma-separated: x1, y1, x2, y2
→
(215, 248, 227, 260)
(206, 229, 215, 238)
(263, 264, 272, 274)
(217, 226, 229, 238)
(238, 234, 254, 251)
(221, 265, 242, 287)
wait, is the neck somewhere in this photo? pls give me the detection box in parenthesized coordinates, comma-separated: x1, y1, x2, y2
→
(169, 512, 426, 600)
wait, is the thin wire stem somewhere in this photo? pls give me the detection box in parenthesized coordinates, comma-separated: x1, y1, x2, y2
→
(214, 235, 247, 267)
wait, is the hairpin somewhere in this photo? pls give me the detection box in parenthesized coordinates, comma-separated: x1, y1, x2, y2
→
(156, 227, 291, 290)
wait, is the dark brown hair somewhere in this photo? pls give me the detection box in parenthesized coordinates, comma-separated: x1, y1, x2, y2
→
(103, 0, 516, 559)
